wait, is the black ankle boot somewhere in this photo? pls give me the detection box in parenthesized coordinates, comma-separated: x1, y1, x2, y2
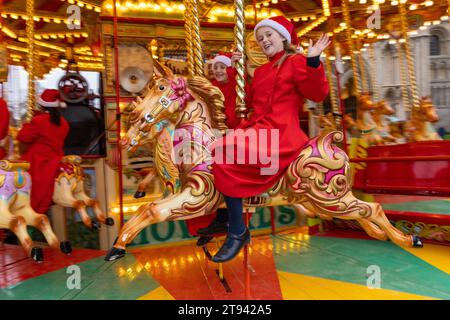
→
(197, 219, 228, 236)
(212, 228, 250, 263)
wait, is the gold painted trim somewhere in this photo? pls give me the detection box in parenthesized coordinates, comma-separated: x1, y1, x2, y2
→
(0, 160, 30, 172)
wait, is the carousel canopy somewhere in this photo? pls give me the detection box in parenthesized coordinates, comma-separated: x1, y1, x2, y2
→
(0, 0, 449, 74)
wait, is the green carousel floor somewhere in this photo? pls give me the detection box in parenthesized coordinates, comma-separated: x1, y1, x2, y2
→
(1, 228, 449, 300)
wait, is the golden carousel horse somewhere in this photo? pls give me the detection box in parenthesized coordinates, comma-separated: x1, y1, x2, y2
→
(0, 155, 113, 261)
(356, 94, 384, 146)
(104, 61, 422, 261)
(405, 97, 442, 142)
(53, 155, 114, 229)
(371, 100, 397, 144)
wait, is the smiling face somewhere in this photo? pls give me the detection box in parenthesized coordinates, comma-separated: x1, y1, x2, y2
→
(255, 26, 286, 58)
(213, 62, 228, 83)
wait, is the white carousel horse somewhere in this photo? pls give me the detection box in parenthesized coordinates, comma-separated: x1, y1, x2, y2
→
(104, 61, 422, 261)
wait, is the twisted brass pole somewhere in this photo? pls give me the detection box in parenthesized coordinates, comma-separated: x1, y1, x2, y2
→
(369, 44, 379, 102)
(399, 3, 419, 109)
(325, 54, 339, 117)
(398, 42, 412, 113)
(190, 0, 204, 77)
(341, 0, 361, 97)
(184, 0, 194, 76)
(357, 41, 368, 94)
(26, 0, 35, 122)
(234, 0, 247, 120)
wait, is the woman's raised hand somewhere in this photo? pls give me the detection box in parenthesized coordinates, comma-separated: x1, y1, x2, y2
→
(307, 33, 331, 57)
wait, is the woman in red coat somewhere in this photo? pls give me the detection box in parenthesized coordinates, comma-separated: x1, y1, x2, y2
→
(0, 98, 10, 159)
(211, 16, 330, 262)
(17, 89, 69, 213)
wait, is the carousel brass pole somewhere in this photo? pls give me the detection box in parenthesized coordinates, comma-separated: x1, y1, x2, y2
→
(334, 44, 349, 153)
(113, 0, 124, 228)
(341, 0, 361, 97)
(190, 0, 204, 76)
(397, 42, 412, 113)
(369, 44, 379, 102)
(184, 0, 194, 76)
(357, 40, 368, 94)
(25, 0, 35, 122)
(399, 3, 420, 110)
(325, 55, 339, 117)
(234, 0, 247, 120)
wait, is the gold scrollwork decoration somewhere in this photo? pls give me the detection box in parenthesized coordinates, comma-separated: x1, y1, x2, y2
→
(0, 160, 30, 171)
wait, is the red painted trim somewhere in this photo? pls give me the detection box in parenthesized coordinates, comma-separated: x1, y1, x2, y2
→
(357, 185, 450, 196)
(100, 15, 255, 29)
(351, 155, 450, 162)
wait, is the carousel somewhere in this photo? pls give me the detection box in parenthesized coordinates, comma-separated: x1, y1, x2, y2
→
(0, 0, 449, 300)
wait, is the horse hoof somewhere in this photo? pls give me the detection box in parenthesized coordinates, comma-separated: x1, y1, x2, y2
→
(412, 235, 423, 248)
(104, 247, 126, 261)
(60, 241, 72, 254)
(92, 221, 101, 230)
(105, 217, 115, 226)
(31, 247, 44, 262)
(134, 191, 146, 199)
(196, 236, 213, 247)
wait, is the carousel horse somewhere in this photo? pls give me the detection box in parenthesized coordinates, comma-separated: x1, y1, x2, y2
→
(0, 155, 113, 261)
(0, 160, 71, 261)
(356, 94, 384, 146)
(104, 61, 422, 261)
(371, 100, 397, 144)
(53, 155, 114, 229)
(404, 97, 442, 142)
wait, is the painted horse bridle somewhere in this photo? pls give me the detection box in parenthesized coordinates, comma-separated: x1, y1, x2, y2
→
(129, 77, 194, 148)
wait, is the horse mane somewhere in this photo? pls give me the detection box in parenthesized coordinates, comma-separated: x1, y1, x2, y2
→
(186, 76, 228, 135)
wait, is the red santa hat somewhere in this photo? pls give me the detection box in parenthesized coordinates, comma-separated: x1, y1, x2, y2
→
(212, 52, 232, 67)
(37, 89, 67, 108)
(254, 16, 299, 46)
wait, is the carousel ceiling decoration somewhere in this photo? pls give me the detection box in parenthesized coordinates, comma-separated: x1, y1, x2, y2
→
(0, 0, 449, 74)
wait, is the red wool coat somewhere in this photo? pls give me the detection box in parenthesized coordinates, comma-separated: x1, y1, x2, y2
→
(0, 98, 9, 159)
(212, 51, 329, 198)
(17, 113, 69, 213)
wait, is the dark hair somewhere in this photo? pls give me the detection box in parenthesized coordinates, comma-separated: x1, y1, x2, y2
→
(45, 107, 62, 126)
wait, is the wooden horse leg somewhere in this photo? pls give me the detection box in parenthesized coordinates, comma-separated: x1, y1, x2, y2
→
(73, 178, 114, 226)
(365, 200, 420, 247)
(53, 177, 96, 229)
(10, 192, 71, 253)
(311, 192, 418, 247)
(0, 200, 42, 261)
(294, 202, 387, 241)
(134, 168, 158, 199)
(105, 184, 219, 261)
